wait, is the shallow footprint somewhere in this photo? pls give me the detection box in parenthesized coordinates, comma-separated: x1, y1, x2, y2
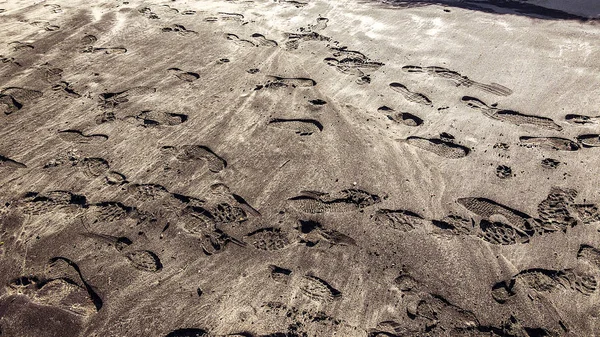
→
(168, 67, 200, 82)
(251, 33, 278, 47)
(519, 136, 579, 151)
(389, 82, 432, 106)
(268, 118, 323, 136)
(58, 130, 108, 144)
(403, 136, 469, 158)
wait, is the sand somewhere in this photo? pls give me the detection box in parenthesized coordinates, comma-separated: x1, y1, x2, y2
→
(1, 0, 600, 336)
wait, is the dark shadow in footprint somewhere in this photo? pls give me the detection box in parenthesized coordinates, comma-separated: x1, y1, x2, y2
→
(0, 155, 27, 169)
(164, 328, 208, 337)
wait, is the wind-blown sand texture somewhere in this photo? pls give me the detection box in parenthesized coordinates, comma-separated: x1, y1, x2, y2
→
(1, 0, 600, 336)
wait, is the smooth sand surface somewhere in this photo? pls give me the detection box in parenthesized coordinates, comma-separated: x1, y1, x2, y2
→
(1, 0, 600, 336)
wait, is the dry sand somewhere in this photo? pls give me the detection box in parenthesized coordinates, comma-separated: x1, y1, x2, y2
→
(1, 0, 600, 336)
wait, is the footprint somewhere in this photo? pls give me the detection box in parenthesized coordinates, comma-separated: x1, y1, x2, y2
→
(161, 24, 198, 36)
(268, 118, 323, 136)
(82, 46, 127, 54)
(168, 68, 200, 82)
(578, 245, 600, 270)
(86, 201, 136, 223)
(565, 113, 599, 125)
(29, 20, 60, 31)
(81, 34, 98, 45)
(58, 130, 108, 144)
(130, 110, 188, 127)
(277, 0, 308, 8)
(372, 209, 428, 232)
(1, 87, 43, 114)
(127, 183, 171, 202)
(205, 12, 245, 22)
(263, 76, 316, 88)
(434, 213, 530, 245)
(0, 154, 27, 169)
(1, 55, 22, 67)
(378, 106, 423, 126)
(310, 17, 329, 31)
(99, 86, 156, 109)
(174, 145, 227, 173)
(403, 65, 512, 96)
(15, 191, 87, 215)
(44, 4, 62, 13)
(139, 7, 160, 19)
(519, 136, 579, 151)
(42, 257, 102, 314)
(536, 187, 578, 233)
(9, 41, 34, 51)
(325, 47, 384, 80)
(181, 10, 196, 15)
(289, 189, 381, 214)
(52, 81, 81, 98)
(269, 265, 292, 284)
(573, 204, 600, 224)
(40, 64, 63, 83)
(245, 227, 291, 251)
(404, 135, 470, 158)
(283, 32, 330, 50)
(405, 293, 479, 332)
(299, 274, 341, 303)
(296, 219, 356, 246)
(457, 197, 534, 234)
(225, 33, 256, 47)
(80, 157, 110, 177)
(462, 96, 561, 130)
(577, 134, 600, 148)
(492, 268, 597, 303)
(478, 219, 530, 245)
(124, 250, 163, 272)
(251, 33, 278, 47)
(8, 276, 98, 316)
(389, 83, 432, 106)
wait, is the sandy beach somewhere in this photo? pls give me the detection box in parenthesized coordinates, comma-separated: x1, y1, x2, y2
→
(1, 0, 600, 336)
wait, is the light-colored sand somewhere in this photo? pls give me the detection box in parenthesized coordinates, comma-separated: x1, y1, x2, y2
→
(1, 0, 600, 336)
